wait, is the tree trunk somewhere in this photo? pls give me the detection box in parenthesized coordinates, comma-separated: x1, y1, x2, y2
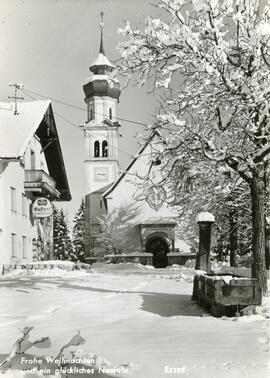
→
(229, 210, 238, 267)
(217, 238, 224, 262)
(266, 221, 270, 271)
(264, 160, 270, 271)
(250, 165, 267, 294)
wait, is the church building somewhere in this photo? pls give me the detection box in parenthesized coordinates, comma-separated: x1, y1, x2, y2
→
(81, 18, 193, 267)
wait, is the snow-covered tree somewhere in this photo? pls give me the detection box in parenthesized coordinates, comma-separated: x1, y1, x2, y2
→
(94, 204, 141, 255)
(170, 161, 252, 266)
(72, 199, 92, 262)
(118, 0, 270, 292)
(53, 207, 73, 260)
(95, 216, 123, 255)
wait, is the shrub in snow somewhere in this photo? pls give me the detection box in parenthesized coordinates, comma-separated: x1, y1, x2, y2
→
(185, 259, 196, 269)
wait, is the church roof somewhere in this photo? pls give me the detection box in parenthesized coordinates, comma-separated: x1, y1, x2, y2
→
(103, 129, 162, 200)
(90, 182, 114, 195)
(89, 14, 114, 74)
(90, 53, 114, 70)
(0, 100, 71, 201)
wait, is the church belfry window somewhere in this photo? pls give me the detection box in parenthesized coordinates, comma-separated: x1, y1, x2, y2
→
(88, 105, 94, 121)
(102, 140, 108, 157)
(94, 141, 100, 157)
(109, 107, 112, 120)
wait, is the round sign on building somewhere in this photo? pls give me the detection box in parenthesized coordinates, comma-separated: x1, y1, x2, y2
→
(32, 198, 53, 218)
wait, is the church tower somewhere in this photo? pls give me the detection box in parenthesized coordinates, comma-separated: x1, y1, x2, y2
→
(82, 13, 121, 235)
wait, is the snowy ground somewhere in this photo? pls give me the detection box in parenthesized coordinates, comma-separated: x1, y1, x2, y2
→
(0, 264, 269, 378)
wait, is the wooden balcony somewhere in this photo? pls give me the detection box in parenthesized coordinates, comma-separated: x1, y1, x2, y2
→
(24, 170, 60, 199)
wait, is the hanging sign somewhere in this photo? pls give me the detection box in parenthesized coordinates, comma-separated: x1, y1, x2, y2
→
(32, 198, 53, 218)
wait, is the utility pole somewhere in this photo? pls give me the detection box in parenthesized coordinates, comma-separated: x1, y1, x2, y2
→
(8, 83, 24, 115)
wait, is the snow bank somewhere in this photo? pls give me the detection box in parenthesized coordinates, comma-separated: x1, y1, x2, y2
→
(32, 260, 75, 266)
(2, 268, 92, 279)
(211, 261, 251, 277)
(91, 262, 156, 272)
(2, 261, 92, 277)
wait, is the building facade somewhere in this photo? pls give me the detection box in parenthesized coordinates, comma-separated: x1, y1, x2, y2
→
(0, 100, 71, 270)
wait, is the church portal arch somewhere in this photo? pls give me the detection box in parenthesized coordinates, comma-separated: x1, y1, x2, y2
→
(145, 233, 170, 268)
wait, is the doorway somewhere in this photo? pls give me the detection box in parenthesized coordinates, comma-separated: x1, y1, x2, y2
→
(145, 237, 169, 268)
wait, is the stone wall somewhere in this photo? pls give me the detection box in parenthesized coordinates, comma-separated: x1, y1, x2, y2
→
(104, 253, 153, 266)
(167, 253, 196, 266)
(103, 253, 196, 267)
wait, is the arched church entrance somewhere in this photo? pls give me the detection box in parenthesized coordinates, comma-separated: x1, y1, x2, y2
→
(145, 236, 169, 268)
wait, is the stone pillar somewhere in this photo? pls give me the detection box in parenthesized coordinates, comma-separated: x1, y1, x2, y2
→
(195, 212, 215, 273)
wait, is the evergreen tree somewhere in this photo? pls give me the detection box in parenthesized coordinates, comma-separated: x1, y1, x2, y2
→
(72, 199, 92, 262)
(53, 207, 73, 260)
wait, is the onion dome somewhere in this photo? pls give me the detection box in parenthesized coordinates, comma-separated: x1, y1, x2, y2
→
(83, 78, 121, 100)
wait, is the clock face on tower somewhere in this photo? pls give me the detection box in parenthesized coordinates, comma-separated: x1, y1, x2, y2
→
(94, 167, 109, 182)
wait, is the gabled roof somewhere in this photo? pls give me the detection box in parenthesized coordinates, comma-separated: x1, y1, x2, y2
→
(103, 129, 162, 200)
(90, 182, 114, 195)
(0, 100, 50, 158)
(0, 100, 71, 201)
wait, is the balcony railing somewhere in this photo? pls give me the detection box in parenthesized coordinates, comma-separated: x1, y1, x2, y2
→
(24, 170, 60, 198)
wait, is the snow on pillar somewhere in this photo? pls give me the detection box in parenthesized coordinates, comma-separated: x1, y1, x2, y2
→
(195, 212, 215, 273)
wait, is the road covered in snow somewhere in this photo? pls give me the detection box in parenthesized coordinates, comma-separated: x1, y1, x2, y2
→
(0, 263, 268, 378)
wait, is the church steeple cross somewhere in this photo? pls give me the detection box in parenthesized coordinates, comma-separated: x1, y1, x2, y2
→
(8, 83, 24, 115)
(99, 11, 105, 55)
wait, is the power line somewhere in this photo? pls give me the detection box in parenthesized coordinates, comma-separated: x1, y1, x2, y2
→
(21, 89, 134, 158)
(21, 88, 149, 127)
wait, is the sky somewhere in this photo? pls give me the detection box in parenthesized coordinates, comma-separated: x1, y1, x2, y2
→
(0, 0, 159, 222)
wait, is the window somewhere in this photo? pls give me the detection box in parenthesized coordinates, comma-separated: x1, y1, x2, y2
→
(22, 236, 27, 258)
(102, 140, 108, 157)
(100, 200, 103, 209)
(11, 187, 16, 213)
(109, 107, 112, 120)
(22, 194, 27, 217)
(30, 149, 35, 170)
(88, 105, 94, 121)
(11, 233, 17, 257)
(94, 141, 100, 157)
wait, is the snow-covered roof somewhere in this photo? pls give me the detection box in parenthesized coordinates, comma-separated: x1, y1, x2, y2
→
(0, 100, 50, 159)
(0, 100, 71, 201)
(90, 182, 114, 195)
(90, 53, 114, 69)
